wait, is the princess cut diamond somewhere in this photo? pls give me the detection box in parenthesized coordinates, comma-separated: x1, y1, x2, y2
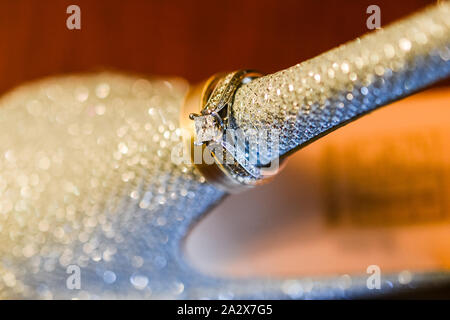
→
(194, 114, 221, 145)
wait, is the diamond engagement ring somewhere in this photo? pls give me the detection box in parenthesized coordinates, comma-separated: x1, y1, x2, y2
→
(181, 70, 285, 192)
(189, 70, 256, 146)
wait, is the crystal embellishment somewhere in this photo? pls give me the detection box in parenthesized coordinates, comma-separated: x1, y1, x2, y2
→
(194, 114, 221, 146)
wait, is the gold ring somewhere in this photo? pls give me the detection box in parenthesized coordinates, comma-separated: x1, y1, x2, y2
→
(180, 70, 286, 193)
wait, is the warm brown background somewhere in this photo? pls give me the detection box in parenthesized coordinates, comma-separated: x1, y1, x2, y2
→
(0, 0, 444, 96)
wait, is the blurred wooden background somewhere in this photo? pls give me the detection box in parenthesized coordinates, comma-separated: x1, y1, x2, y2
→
(0, 0, 443, 96)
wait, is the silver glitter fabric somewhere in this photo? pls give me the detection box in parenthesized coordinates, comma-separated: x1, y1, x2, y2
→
(232, 3, 450, 166)
(0, 73, 228, 299)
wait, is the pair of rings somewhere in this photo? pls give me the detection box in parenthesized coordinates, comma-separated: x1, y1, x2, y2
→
(180, 70, 284, 193)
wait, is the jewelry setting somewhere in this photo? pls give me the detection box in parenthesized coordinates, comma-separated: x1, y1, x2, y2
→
(182, 70, 283, 192)
(189, 70, 255, 147)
